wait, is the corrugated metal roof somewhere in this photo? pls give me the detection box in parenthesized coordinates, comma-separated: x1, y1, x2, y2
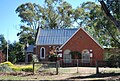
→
(37, 29, 77, 45)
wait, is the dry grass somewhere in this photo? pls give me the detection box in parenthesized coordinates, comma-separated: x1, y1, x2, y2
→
(0, 66, 120, 80)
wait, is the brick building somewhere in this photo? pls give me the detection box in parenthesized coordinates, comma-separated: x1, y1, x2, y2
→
(26, 27, 104, 65)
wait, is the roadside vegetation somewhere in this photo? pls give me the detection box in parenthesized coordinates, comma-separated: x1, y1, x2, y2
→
(0, 61, 38, 72)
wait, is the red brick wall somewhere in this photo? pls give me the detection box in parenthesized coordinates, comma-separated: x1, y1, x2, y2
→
(36, 45, 61, 60)
(61, 28, 104, 61)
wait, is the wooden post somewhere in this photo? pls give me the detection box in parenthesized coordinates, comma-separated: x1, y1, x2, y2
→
(77, 59, 79, 73)
(33, 62, 35, 75)
(56, 61, 59, 75)
(96, 60, 99, 74)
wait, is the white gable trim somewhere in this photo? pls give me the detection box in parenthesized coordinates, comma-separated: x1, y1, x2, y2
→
(60, 27, 82, 49)
(60, 27, 104, 50)
(35, 27, 41, 45)
(82, 28, 104, 49)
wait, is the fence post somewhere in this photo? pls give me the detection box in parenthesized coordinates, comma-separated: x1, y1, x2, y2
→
(56, 61, 59, 75)
(77, 59, 79, 73)
(96, 60, 99, 74)
(33, 62, 35, 75)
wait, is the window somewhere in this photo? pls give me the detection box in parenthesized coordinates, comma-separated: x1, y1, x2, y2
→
(40, 47, 45, 59)
(63, 49, 71, 63)
(82, 49, 90, 63)
(56, 47, 59, 51)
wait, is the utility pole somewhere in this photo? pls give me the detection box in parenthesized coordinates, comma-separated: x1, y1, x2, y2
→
(6, 29, 9, 61)
(7, 42, 8, 61)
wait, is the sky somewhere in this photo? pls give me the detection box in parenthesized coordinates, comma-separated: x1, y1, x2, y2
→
(0, 0, 97, 43)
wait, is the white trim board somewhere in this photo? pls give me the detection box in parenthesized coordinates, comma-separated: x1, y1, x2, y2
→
(60, 27, 104, 50)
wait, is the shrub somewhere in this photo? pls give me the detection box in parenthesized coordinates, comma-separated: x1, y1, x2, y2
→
(0, 64, 14, 72)
(11, 66, 21, 71)
(11, 65, 33, 72)
(21, 65, 33, 72)
(70, 51, 81, 59)
(0, 61, 14, 66)
(105, 53, 120, 67)
(48, 54, 57, 62)
(0, 62, 33, 72)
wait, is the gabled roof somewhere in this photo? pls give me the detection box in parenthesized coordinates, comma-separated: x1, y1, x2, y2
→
(35, 27, 104, 50)
(36, 28, 77, 45)
(60, 28, 104, 49)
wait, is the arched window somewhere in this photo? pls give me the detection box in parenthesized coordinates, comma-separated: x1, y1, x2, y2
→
(82, 49, 90, 63)
(40, 47, 45, 59)
(63, 49, 71, 63)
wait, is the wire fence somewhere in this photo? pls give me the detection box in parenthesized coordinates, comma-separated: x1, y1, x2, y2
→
(33, 59, 120, 75)
(33, 61, 57, 75)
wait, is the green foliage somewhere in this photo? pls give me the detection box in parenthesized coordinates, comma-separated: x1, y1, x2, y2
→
(70, 51, 81, 59)
(0, 64, 14, 73)
(8, 42, 25, 63)
(15, 0, 120, 48)
(10, 66, 21, 71)
(0, 61, 15, 72)
(0, 61, 34, 72)
(21, 65, 33, 72)
(10, 65, 33, 72)
(105, 53, 120, 67)
(17, 26, 35, 45)
(48, 54, 57, 62)
(14, 0, 120, 59)
(0, 61, 14, 66)
(78, 1, 120, 48)
(15, 0, 74, 45)
(0, 34, 7, 57)
(106, 0, 120, 19)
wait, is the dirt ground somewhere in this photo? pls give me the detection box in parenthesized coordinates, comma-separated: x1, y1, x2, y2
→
(0, 67, 120, 80)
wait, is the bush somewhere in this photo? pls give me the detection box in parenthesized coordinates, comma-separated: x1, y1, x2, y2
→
(11, 66, 21, 71)
(105, 53, 120, 67)
(48, 54, 57, 62)
(70, 51, 81, 59)
(0, 64, 14, 72)
(11, 65, 33, 72)
(21, 65, 33, 72)
(0, 61, 14, 66)
(0, 61, 33, 72)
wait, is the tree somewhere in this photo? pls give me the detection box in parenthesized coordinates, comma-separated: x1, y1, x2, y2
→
(16, 0, 120, 48)
(0, 35, 7, 50)
(16, 0, 74, 45)
(74, 1, 120, 48)
(17, 26, 35, 45)
(99, 0, 120, 31)
(0, 35, 7, 59)
(8, 42, 25, 63)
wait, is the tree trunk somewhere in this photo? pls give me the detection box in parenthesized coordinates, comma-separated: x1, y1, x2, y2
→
(99, 0, 120, 32)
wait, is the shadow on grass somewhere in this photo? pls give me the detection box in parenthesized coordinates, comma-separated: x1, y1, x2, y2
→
(66, 73, 120, 80)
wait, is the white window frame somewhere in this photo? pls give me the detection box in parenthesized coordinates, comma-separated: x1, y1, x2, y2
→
(40, 47, 45, 59)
